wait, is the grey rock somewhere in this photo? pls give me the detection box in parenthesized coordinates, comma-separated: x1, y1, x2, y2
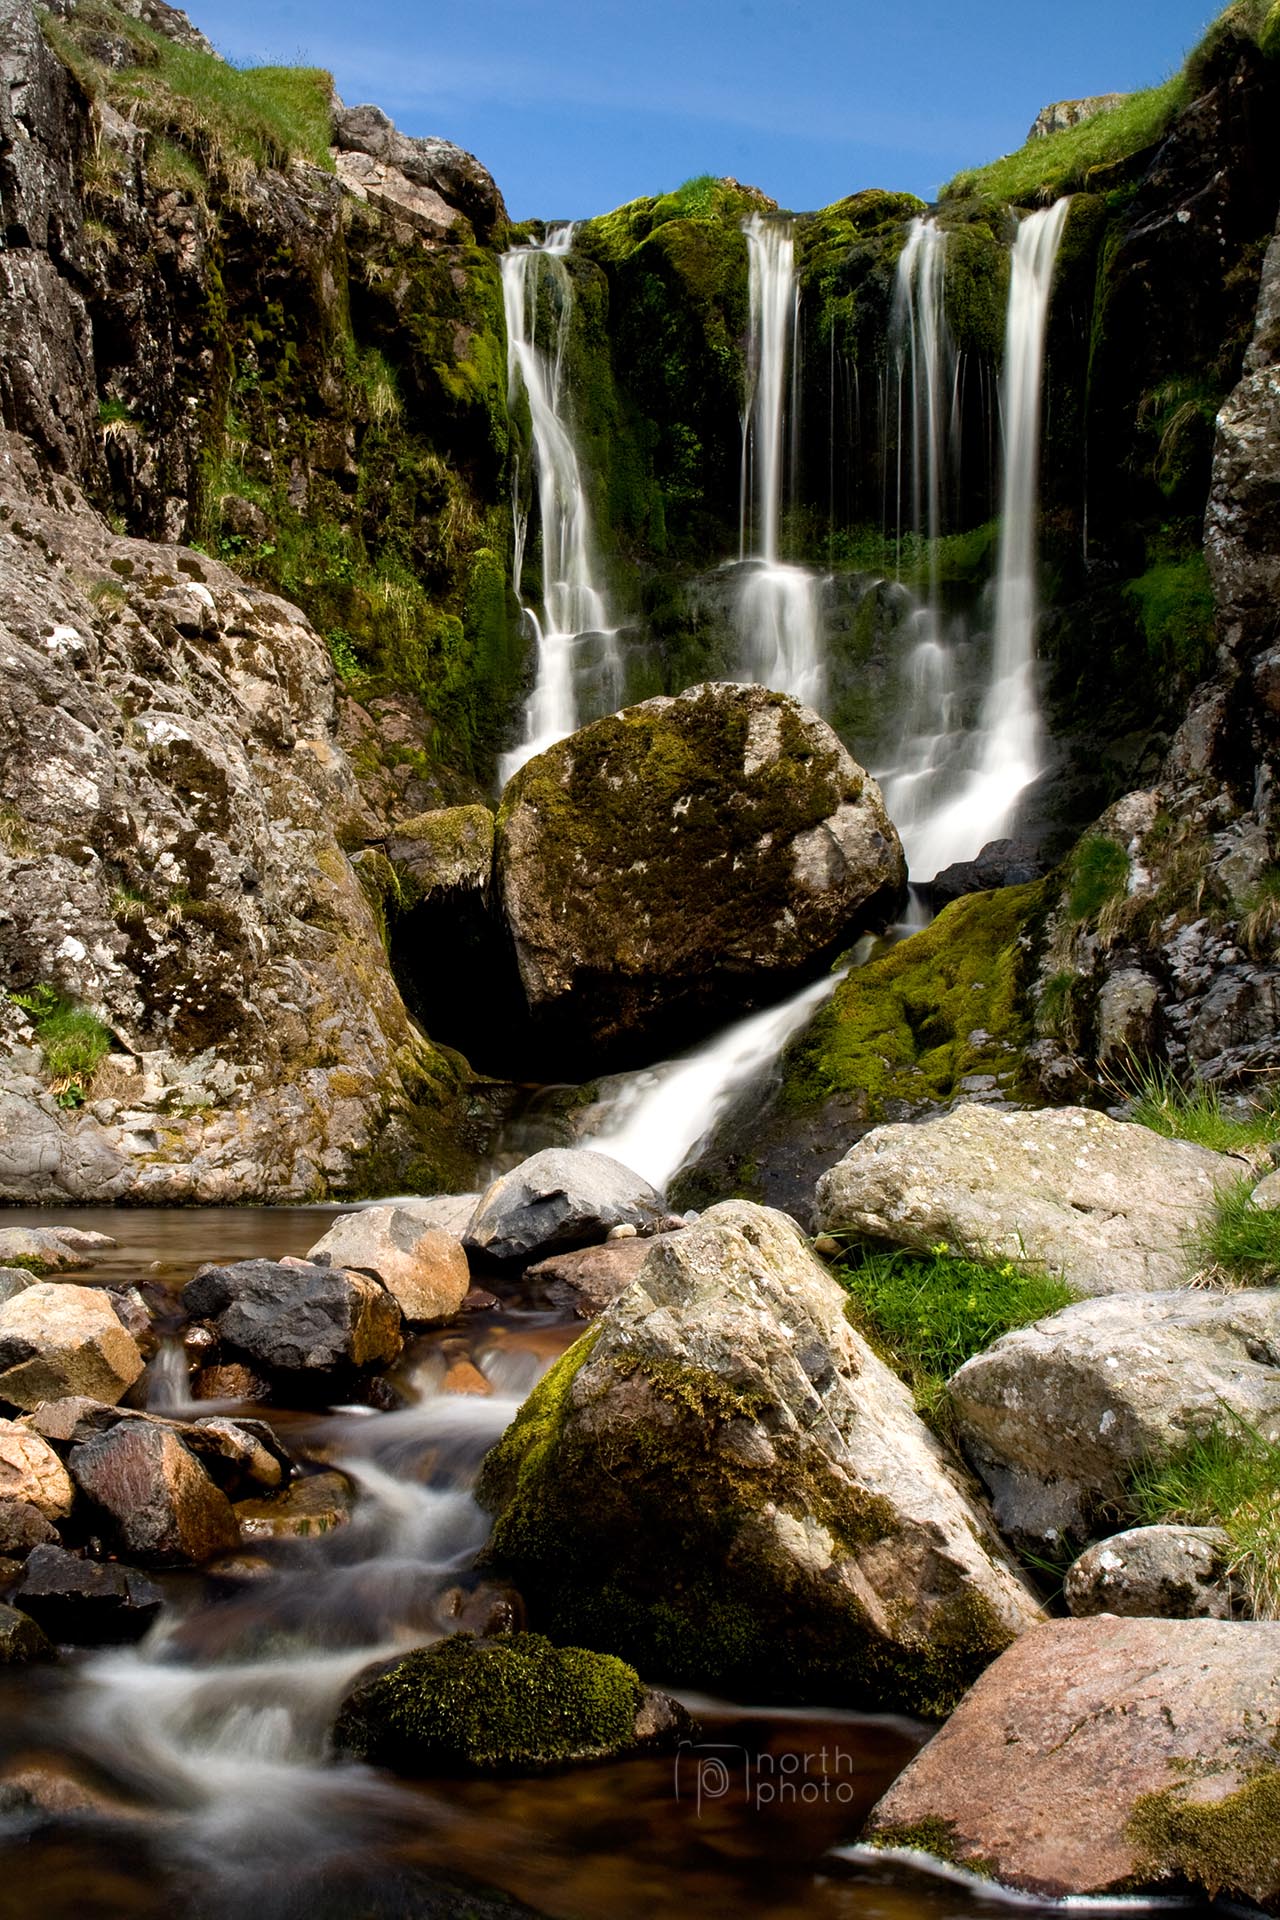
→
(480, 1201, 1043, 1712)
(1252, 1168, 1280, 1209)
(465, 1149, 667, 1263)
(1065, 1525, 1235, 1620)
(391, 1194, 481, 1238)
(1026, 94, 1128, 141)
(307, 1205, 470, 1323)
(814, 1105, 1242, 1295)
(949, 1288, 1280, 1546)
(332, 103, 507, 239)
(13, 1542, 162, 1644)
(929, 838, 1045, 904)
(1095, 968, 1161, 1064)
(0, 1271, 36, 1306)
(0, 1602, 53, 1664)
(182, 1258, 402, 1385)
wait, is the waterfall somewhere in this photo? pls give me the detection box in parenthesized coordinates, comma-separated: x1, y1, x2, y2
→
(498, 225, 620, 786)
(734, 213, 824, 712)
(882, 199, 1069, 881)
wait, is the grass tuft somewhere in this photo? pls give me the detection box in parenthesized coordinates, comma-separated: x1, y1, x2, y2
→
(6, 984, 113, 1107)
(1127, 1064, 1280, 1160)
(1198, 1178, 1280, 1285)
(1129, 1416, 1280, 1617)
(944, 77, 1186, 205)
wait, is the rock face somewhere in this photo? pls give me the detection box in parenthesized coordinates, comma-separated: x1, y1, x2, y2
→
(334, 1632, 687, 1774)
(949, 1288, 1280, 1546)
(496, 684, 905, 1063)
(928, 839, 1045, 906)
(814, 1106, 1240, 1295)
(384, 806, 495, 900)
(332, 103, 508, 243)
(465, 1150, 667, 1264)
(864, 1618, 1280, 1909)
(1065, 1525, 1235, 1620)
(479, 1200, 1043, 1714)
(0, 431, 478, 1203)
(307, 1207, 470, 1323)
(0, 1284, 144, 1408)
(69, 1422, 240, 1565)
(182, 1259, 401, 1390)
(1026, 94, 1128, 141)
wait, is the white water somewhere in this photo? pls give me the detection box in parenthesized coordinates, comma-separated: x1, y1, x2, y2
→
(735, 214, 824, 710)
(882, 200, 1069, 880)
(499, 225, 621, 784)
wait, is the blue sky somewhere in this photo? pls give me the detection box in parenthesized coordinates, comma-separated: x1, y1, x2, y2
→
(192, 0, 1221, 218)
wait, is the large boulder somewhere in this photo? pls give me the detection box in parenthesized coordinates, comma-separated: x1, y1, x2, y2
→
(68, 1422, 240, 1566)
(465, 1150, 667, 1264)
(814, 1106, 1241, 1295)
(863, 1618, 1280, 1909)
(181, 1259, 401, 1392)
(496, 683, 905, 1063)
(948, 1288, 1280, 1547)
(1065, 1525, 1235, 1620)
(0, 1284, 144, 1408)
(478, 1201, 1043, 1714)
(334, 1632, 689, 1774)
(307, 1206, 470, 1323)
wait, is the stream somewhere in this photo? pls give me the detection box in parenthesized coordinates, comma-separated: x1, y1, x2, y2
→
(0, 1206, 1216, 1920)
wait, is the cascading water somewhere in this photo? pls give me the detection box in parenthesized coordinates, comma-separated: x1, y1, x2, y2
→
(882, 199, 1070, 880)
(734, 213, 825, 711)
(499, 225, 621, 785)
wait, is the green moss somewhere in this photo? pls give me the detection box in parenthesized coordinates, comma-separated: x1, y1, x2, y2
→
(1067, 835, 1129, 922)
(334, 1632, 646, 1775)
(780, 883, 1044, 1121)
(1127, 1766, 1280, 1902)
(1123, 549, 1216, 681)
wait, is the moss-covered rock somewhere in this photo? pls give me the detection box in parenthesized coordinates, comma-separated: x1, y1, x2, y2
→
(496, 682, 906, 1069)
(478, 1201, 1042, 1715)
(333, 1632, 686, 1774)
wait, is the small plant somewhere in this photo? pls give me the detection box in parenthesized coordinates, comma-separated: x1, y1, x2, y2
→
(1129, 1415, 1280, 1618)
(1240, 867, 1280, 957)
(1127, 1064, 1280, 1160)
(836, 1244, 1076, 1427)
(98, 396, 142, 445)
(6, 985, 113, 1106)
(1036, 969, 1084, 1047)
(1067, 834, 1129, 923)
(1197, 1178, 1280, 1285)
(0, 805, 34, 856)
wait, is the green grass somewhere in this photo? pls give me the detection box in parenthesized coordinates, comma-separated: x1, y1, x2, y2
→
(1067, 834, 1129, 922)
(1124, 550, 1216, 681)
(826, 519, 998, 589)
(1127, 1064, 1280, 1158)
(944, 76, 1187, 205)
(6, 985, 113, 1107)
(1129, 1417, 1280, 1617)
(1198, 1178, 1280, 1284)
(836, 1246, 1076, 1426)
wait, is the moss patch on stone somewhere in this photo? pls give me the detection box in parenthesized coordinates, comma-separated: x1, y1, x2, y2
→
(1126, 1766, 1280, 1903)
(333, 1631, 646, 1774)
(865, 1815, 996, 1878)
(780, 882, 1046, 1120)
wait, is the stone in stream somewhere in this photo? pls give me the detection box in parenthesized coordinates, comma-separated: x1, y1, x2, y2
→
(13, 1543, 162, 1645)
(0, 1603, 52, 1664)
(496, 682, 906, 1063)
(465, 1149, 666, 1264)
(813, 1105, 1243, 1295)
(862, 1617, 1280, 1908)
(181, 1258, 401, 1392)
(69, 1422, 240, 1566)
(525, 1237, 658, 1317)
(0, 1284, 145, 1408)
(1064, 1525, 1236, 1620)
(334, 1632, 691, 1774)
(0, 1501, 58, 1555)
(0, 1418, 73, 1520)
(948, 1287, 1280, 1548)
(478, 1200, 1043, 1714)
(0, 1227, 113, 1274)
(234, 1470, 354, 1542)
(306, 1205, 470, 1323)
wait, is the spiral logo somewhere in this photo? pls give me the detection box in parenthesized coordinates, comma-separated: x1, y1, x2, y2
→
(674, 1741, 747, 1816)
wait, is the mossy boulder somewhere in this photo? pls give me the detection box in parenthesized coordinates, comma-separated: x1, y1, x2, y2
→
(495, 683, 906, 1068)
(478, 1200, 1043, 1716)
(333, 1632, 689, 1774)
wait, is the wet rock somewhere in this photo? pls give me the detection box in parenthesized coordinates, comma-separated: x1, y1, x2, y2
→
(814, 1106, 1242, 1296)
(334, 1632, 691, 1774)
(69, 1421, 240, 1565)
(182, 1259, 401, 1390)
(439, 1582, 526, 1637)
(385, 805, 495, 897)
(307, 1207, 470, 1324)
(465, 1149, 666, 1264)
(0, 1417, 73, 1519)
(442, 1358, 492, 1396)
(193, 1361, 270, 1402)
(1065, 1525, 1236, 1620)
(0, 1603, 53, 1664)
(183, 1416, 287, 1491)
(0, 1284, 144, 1408)
(949, 1288, 1280, 1547)
(928, 838, 1045, 904)
(526, 1238, 655, 1317)
(480, 1200, 1043, 1714)
(0, 1227, 110, 1273)
(13, 1543, 162, 1644)
(496, 683, 905, 1064)
(863, 1617, 1280, 1908)
(0, 1500, 59, 1554)
(234, 1470, 354, 1541)
(461, 1286, 501, 1314)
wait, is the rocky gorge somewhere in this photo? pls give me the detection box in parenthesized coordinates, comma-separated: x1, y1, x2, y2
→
(4, 0, 1280, 1913)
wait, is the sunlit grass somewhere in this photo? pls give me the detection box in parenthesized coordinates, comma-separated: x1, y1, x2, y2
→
(1130, 1417, 1280, 1617)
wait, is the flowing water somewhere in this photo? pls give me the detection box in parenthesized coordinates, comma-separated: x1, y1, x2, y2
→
(882, 202, 1069, 881)
(735, 214, 825, 711)
(499, 226, 622, 784)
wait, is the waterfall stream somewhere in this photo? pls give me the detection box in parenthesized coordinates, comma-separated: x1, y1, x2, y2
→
(734, 214, 825, 711)
(499, 225, 621, 784)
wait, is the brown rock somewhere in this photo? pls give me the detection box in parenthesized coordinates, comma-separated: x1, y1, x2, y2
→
(306, 1208, 470, 1324)
(69, 1422, 240, 1565)
(0, 1285, 144, 1408)
(0, 1499, 58, 1554)
(526, 1238, 653, 1317)
(864, 1618, 1280, 1905)
(0, 1416, 73, 1518)
(234, 1470, 353, 1540)
(184, 1416, 286, 1490)
(193, 1362, 269, 1402)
